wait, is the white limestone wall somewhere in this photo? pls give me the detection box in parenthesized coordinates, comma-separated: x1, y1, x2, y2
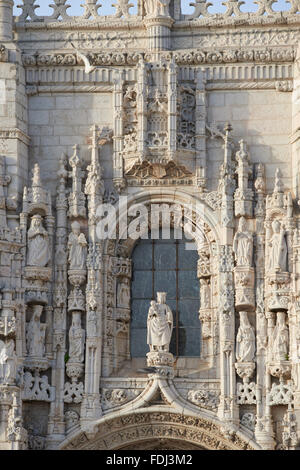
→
(0, 55, 28, 198)
(207, 90, 292, 193)
(27, 89, 292, 197)
(28, 92, 113, 195)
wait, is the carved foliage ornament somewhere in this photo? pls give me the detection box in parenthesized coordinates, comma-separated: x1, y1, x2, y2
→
(22, 48, 295, 68)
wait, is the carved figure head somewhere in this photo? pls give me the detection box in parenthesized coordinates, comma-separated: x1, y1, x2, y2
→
(31, 214, 43, 228)
(239, 311, 250, 328)
(32, 305, 43, 321)
(157, 292, 166, 304)
(238, 216, 247, 232)
(272, 219, 281, 234)
(71, 221, 81, 235)
(71, 312, 82, 328)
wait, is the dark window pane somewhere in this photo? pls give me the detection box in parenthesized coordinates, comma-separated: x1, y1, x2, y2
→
(178, 299, 200, 328)
(131, 299, 152, 328)
(178, 328, 201, 356)
(154, 243, 176, 270)
(132, 242, 153, 270)
(178, 242, 198, 269)
(178, 270, 199, 299)
(131, 270, 153, 299)
(130, 328, 148, 357)
(154, 270, 176, 299)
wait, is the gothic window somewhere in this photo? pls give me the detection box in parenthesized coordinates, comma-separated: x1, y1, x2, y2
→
(130, 229, 200, 357)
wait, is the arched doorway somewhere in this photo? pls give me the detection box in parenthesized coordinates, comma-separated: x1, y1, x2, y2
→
(60, 410, 258, 450)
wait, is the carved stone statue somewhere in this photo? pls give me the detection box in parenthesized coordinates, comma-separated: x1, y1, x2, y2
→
(117, 278, 130, 308)
(236, 311, 256, 362)
(272, 312, 289, 362)
(145, 0, 170, 17)
(268, 220, 287, 272)
(68, 221, 87, 270)
(147, 292, 173, 352)
(200, 279, 211, 309)
(26, 305, 46, 358)
(27, 215, 50, 267)
(233, 217, 253, 267)
(69, 312, 85, 363)
(0, 339, 17, 384)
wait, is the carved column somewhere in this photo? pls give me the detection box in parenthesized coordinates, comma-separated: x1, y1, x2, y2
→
(195, 68, 207, 189)
(292, 44, 300, 198)
(217, 124, 238, 427)
(253, 163, 274, 449)
(81, 128, 106, 424)
(167, 57, 177, 161)
(0, 0, 13, 41)
(46, 156, 68, 449)
(81, 243, 102, 425)
(218, 246, 238, 426)
(113, 70, 126, 193)
(137, 58, 147, 161)
(143, 16, 174, 52)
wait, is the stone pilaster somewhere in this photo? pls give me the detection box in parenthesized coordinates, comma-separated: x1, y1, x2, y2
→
(0, 0, 13, 42)
(143, 17, 174, 52)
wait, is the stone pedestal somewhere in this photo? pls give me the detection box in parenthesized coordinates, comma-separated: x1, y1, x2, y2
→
(146, 351, 174, 378)
(234, 266, 255, 310)
(235, 361, 255, 382)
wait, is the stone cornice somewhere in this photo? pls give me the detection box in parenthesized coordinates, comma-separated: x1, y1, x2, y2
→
(13, 12, 300, 32)
(0, 128, 31, 146)
(14, 17, 145, 32)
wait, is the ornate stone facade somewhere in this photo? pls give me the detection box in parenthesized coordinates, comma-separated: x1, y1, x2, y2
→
(0, 0, 300, 450)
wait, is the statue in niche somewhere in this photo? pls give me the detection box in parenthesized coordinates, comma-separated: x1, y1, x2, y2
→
(26, 305, 46, 358)
(144, 0, 170, 17)
(147, 292, 173, 352)
(236, 311, 255, 362)
(27, 214, 50, 267)
(0, 339, 17, 384)
(69, 312, 85, 363)
(268, 220, 287, 272)
(272, 312, 289, 362)
(117, 278, 130, 308)
(68, 221, 87, 270)
(233, 216, 253, 267)
(200, 279, 211, 309)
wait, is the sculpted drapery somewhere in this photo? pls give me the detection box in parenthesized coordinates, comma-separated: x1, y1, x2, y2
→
(68, 221, 87, 270)
(268, 220, 287, 272)
(27, 214, 50, 267)
(147, 292, 173, 352)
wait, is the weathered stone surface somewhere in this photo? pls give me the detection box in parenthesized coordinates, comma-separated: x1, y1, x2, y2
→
(1, 0, 300, 451)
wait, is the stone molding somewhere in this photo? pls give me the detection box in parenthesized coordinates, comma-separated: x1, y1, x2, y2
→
(0, 128, 31, 146)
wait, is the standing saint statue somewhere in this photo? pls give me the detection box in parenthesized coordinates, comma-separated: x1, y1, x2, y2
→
(27, 214, 50, 267)
(0, 339, 17, 384)
(272, 311, 289, 362)
(233, 216, 253, 267)
(145, 0, 170, 17)
(117, 278, 130, 308)
(268, 220, 287, 272)
(68, 221, 87, 270)
(69, 312, 85, 363)
(236, 311, 256, 362)
(26, 305, 46, 358)
(147, 292, 173, 352)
